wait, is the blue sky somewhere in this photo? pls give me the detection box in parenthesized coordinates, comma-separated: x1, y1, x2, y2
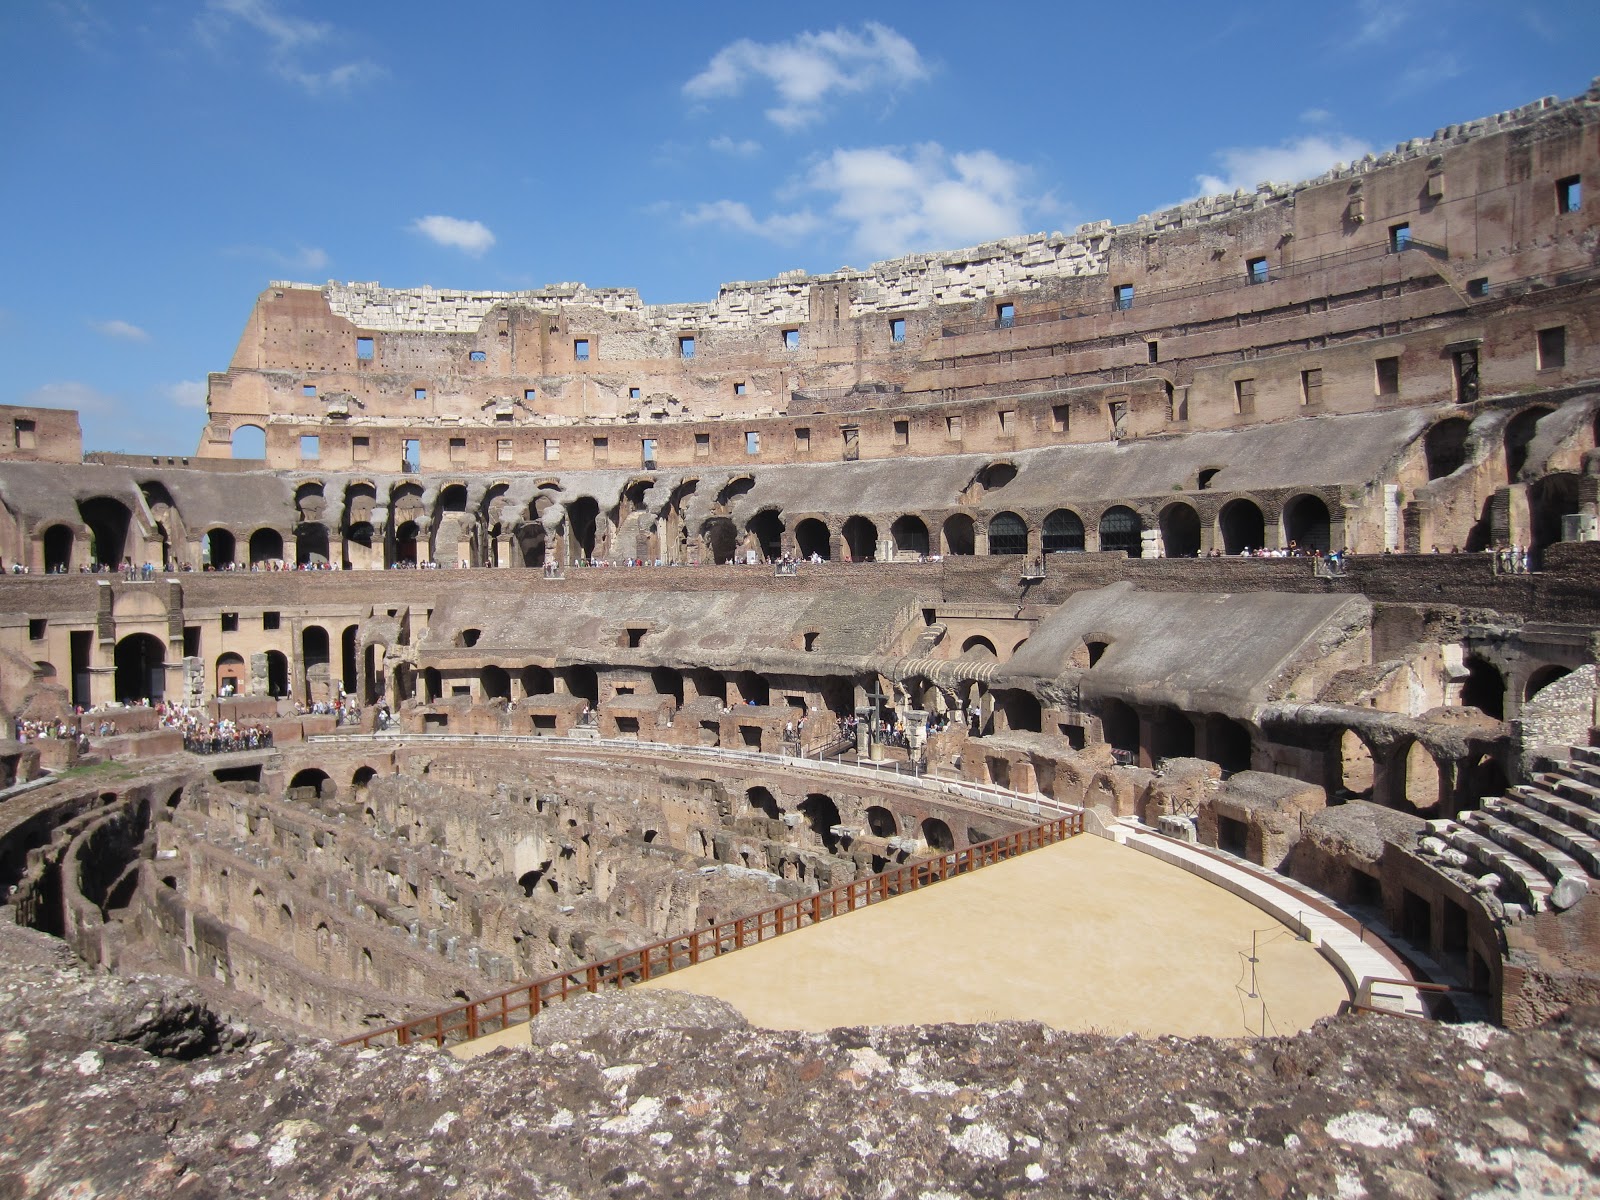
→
(3, 0, 1595, 453)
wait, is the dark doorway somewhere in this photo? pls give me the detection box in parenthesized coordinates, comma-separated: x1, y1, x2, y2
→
(114, 634, 165, 703)
(1218, 499, 1265, 555)
(1158, 503, 1201, 558)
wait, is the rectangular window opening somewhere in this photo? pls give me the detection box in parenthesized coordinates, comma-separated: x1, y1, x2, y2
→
(497, 438, 513, 463)
(221, 612, 239, 633)
(782, 328, 799, 350)
(794, 427, 810, 453)
(355, 337, 374, 360)
(893, 419, 909, 447)
(1537, 326, 1567, 371)
(469, 350, 487, 363)
(1300, 368, 1323, 407)
(745, 431, 760, 455)
(642, 438, 657, 467)
(1375, 356, 1401, 395)
(889, 317, 906, 344)
(734, 381, 747, 396)
(299, 434, 320, 459)
(573, 339, 590, 361)
(1233, 379, 1256, 416)
(402, 439, 419, 472)
(1389, 223, 1411, 253)
(679, 335, 696, 359)
(1467, 277, 1490, 299)
(1051, 404, 1069, 433)
(694, 432, 710, 456)
(997, 302, 1015, 328)
(1452, 348, 1479, 404)
(352, 436, 370, 460)
(28, 618, 46, 641)
(302, 384, 317, 397)
(1557, 175, 1582, 214)
(414, 386, 427, 400)
(628, 386, 641, 400)
(263, 611, 281, 631)
(946, 415, 963, 440)
(544, 438, 560, 462)
(13, 419, 36, 450)
(1147, 341, 1159, 364)
(1114, 284, 1134, 311)
(524, 388, 537, 402)
(998, 408, 1015, 433)
(1247, 257, 1269, 285)
(448, 437, 466, 461)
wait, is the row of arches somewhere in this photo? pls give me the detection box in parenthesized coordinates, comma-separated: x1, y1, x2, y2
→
(743, 786, 958, 854)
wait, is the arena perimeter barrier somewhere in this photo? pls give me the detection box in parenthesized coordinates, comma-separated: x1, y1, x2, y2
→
(340, 811, 1083, 1050)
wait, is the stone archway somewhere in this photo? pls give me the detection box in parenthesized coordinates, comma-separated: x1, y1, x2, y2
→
(114, 634, 165, 703)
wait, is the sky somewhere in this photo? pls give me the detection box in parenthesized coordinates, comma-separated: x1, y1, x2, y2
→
(2, 0, 1597, 453)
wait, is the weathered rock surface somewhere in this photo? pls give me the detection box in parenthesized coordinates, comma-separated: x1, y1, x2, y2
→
(1, 920, 1597, 1199)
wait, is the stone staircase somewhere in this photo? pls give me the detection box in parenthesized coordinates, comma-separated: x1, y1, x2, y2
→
(1418, 744, 1600, 922)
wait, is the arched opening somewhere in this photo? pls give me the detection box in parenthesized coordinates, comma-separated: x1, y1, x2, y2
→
(1149, 706, 1195, 762)
(421, 668, 441, 703)
(841, 516, 878, 562)
(565, 665, 599, 708)
(516, 522, 546, 568)
(890, 514, 929, 558)
(1158, 503, 1201, 558)
(351, 765, 377, 795)
(1041, 509, 1085, 554)
(737, 671, 770, 706)
(921, 817, 954, 852)
(518, 665, 553, 697)
(567, 497, 600, 562)
(42, 524, 73, 572)
(1424, 418, 1471, 480)
(343, 522, 374, 569)
(230, 424, 266, 459)
(264, 650, 289, 698)
(691, 669, 727, 705)
(1524, 664, 1572, 702)
(651, 666, 684, 705)
(340, 625, 359, 694)
(1218, 499, 1265, 555)
(392, 521, 420, 566)
(1283, 494, 1332, 554)
(1460, 657, 1505, 719)
(961, 636, 997, 658)
(1098, 698, 1139, 758)
(114, 634, 165, 703)
(1340, 729, 1374, 797)
(700, 517, 737, 564)
(799, 793, 842, 852)
(248, 528, 284, 565)
(747, 509, 784, 561)
(1403, 741, 1442, 815)
(301, 625, 330, 700)
(78, 497, 132, 566)
(1505, 406, 1554, 481)
(746, 787, 781, 820)
(295, 523, 330, 566)
(1528, 473, 1581, 554)
(481, 665, 510, 701)
(203, 528, 235, 569)
(438, 484, 468, 514)
(289, 768, 331, 798)
(215, 652, 245, 696)
(942, 513, 976, 556)
(794, 518, 830, 560)
(997, 689, 1042, 733)
(1204, 714, 1252, 774)
(1098, 506, 1143, 557)
(987, 511, 1027, 556)
(865, 806, 897, 837)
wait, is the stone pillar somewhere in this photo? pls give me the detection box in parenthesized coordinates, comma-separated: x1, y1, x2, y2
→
(855, 708, 872, 758)
(904, 709, 929, 756)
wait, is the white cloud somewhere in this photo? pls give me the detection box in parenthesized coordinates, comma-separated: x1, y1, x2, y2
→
(200, 0, 382, 95)
(90, 319, 150, 343)
(709, 135, 762, 157)
(1348, 0, 1412, 47)
(224, 243, 329, 273)
(410, 215, 496, 257)
(1393, 53, 1462, 98)
(21, 381, 118, 415)
(684, 200, 821, 242)
(685, 23, 928, 129)
(1300, 108, 1332, 125)
(1193, 134, 1375, 197)
(163, 380, 209, 410)
(687, 142, 1040, 260)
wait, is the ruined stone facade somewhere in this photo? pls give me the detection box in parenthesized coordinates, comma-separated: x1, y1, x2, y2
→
(3, 83, 1600, 1036)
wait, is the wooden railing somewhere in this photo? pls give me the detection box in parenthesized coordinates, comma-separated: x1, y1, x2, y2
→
(340, 812, 1083, 1050)
(1348, 976, 1459, 1020)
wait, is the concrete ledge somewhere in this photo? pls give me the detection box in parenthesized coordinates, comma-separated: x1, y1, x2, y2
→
(1116, 819, 1426, 1017)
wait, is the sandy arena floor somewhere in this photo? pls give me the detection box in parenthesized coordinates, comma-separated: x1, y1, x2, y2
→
(457, 835, 1348, 1057)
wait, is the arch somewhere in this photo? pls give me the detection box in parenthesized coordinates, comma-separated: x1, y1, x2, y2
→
(987, 511, 1027, 556)
(841, 515, 878, 562)
(1403, 740, 1442, 814)
(997, 689, 1041, 733)
(890, 514, 929, 558)
(691, 668, 726, 705)
(215, 652, 245, 696)
(1203, 714, 1252, 774)
(747, 509, 784, 561)
(700, 517, 737, 564)
(799, 793, 842, 852)
(1098, 698, 1139, 757)
(391, 520, 421, 566)
(1524, 664, 1572, 702)
(515, 522, 546, 568)
(289, 768, 331, 798)
(521, 664, 554, 696)
(480, 665, 511, 700)
(1218, 499, 1265, 555)
(1098, 506, 1143, 557)
(1340, 729, 1374, 797)
(438, 483, 468, 513)
(1424, 418, 1471, 480)
(203, 528, 235, 569)
(736, 671, 770, 706)
(341, 625, 359, 694)
(301, 626, 330, 699)
(1282, 494, 1332, 554)
(295, 523, 330, 565)
(230, 423, 266, 459)
(1461, 657, 1505, 719)
(78, 496, 131, 566)
(921, 817, 954, 852)
(114, 634, 165, 703)
(961, 635, 997, 658)
(343, 522, 374, 569)
(566, 496, 600, 561)
(41, 524, 73, 572)
(565, 665, 599, 708)
(651, 666, 684, 704)
(1505, 406, 1554, 481)
(351, 765, 377, 792)
(1157, 502, 1201, 558)
(248, 527, 284, 565)
(264, 650, 289, 698)
(942, 513, 976, 556)
(794, 517, 830, 560)
(1041, 509, 1085, 554)
(1528, 473, 1581, 553)
(746, 786, 781, 820)
(865, 806, 897, 838)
